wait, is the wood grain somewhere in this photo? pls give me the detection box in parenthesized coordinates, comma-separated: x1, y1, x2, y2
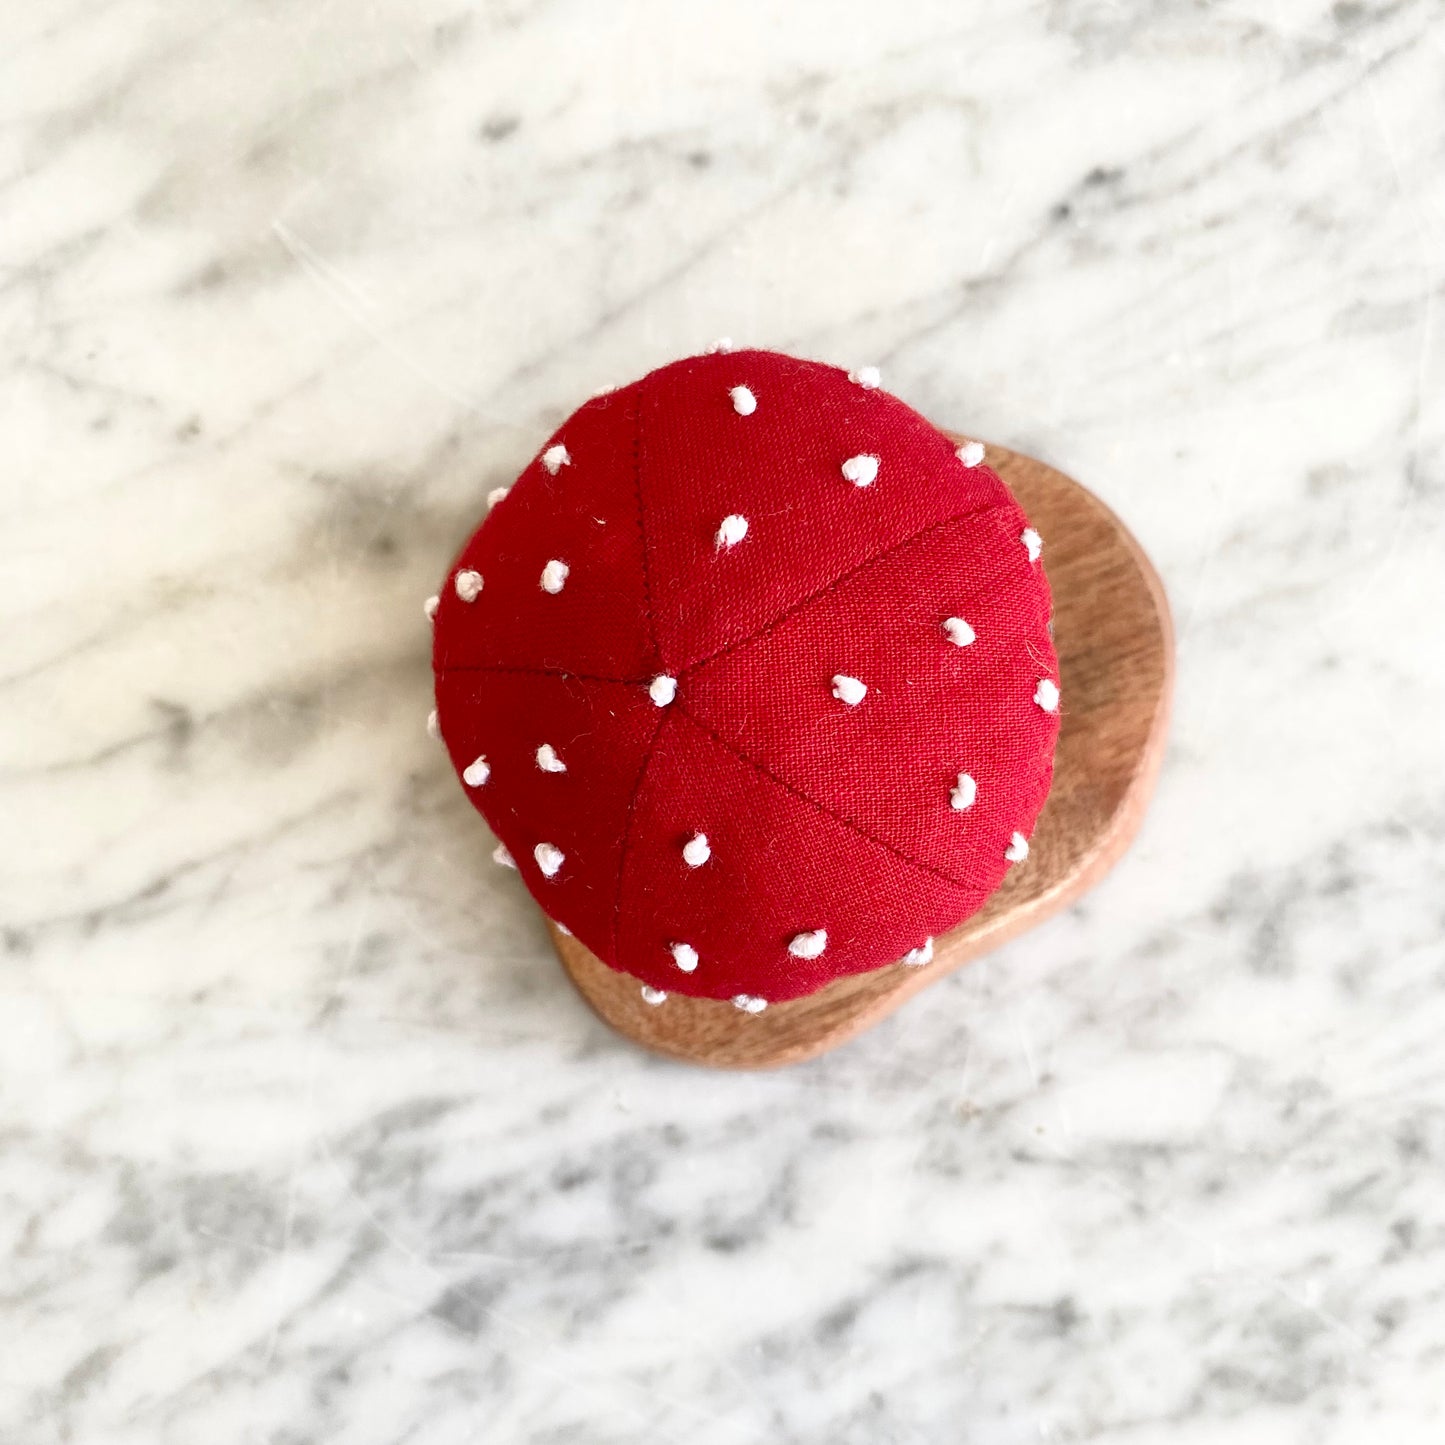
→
(546, 442, 1174, 1068)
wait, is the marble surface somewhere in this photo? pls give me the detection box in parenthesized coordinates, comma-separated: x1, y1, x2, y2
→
(4, 1, 1444, 1440)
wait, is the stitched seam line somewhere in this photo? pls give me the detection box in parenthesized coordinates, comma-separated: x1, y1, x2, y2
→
(673, 702, 987, 891)
(677, 500, 1013, 677)
(438, 664, 647, 685)
(631, 384, 662, 668)
(611, 708, 670, 960)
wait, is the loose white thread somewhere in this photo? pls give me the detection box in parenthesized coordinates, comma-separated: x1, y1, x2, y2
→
(849, 365, 882, 389)
(841, 453, 879, 487)
(951, 773, 977, 811)
(540, 559, 570, 594)
(715, 514, 748, 549)
(706, 337, 735, 354)
(956, 440, 985, 467)
(1005, 832, 1030, 863)
(733, 994, 768, 1013)
(454, 569, 483, 602)
(536, 743, 566, 773)
(831, 674, 867, 706)
(640, 985, 668, 1006)
(542, 443, 570, 475)
(1022, 528, 1043, 562)
(730, 385, 757, 416)
(462, 755, 490, 787)
(788, 929, 827, 959)
(426, 709, 440, 740)
(902, 937, 934, 967)
(682, 832, 710, 867)
(649, 674, 677, 707)
(534, 842, 565, 878)
(671, 942, 699, 972)
(487, 486, 510, 509)
(943, 617, 976, 647)
(493, 842, 516, 869)
(423, 594, 440, 621)
(1035, 678, 1060, 713)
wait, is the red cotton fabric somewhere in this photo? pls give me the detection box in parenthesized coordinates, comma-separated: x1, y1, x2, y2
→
(432, 349, 1060, 1004)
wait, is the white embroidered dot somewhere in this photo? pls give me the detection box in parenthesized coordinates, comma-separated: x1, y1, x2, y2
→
(832, 674, 867, 706)
(1022, 528, 1043, 563)
(542, 443, 570, 475)
(849, 365, 882, 389)
(841, 453, 879, 487)
(1035, 678, 1060, 712)
(1005, 832, 1030, 863)
(682, 832, 710, 868)
(733, 994, 768, 1013)
(640, 985, 668, 1006)
(536, 743, 566, 773)
(493, 842, 516, 869)
(426, 709, 440, 740)
(951, 773, 977, 811)
(534, 842, 565, 878)
(956, 440, 986, 467)
(943, 617, 976, 647)
(487, 486, 509, 509)
(454, 569, 483, 602)
(788, 929, 827, 960)
(423, 594, 440, 622)
(901, 937, 934, 967)
(715, 513, 748, 548)
(670, 942, 699, 973)
(707, 337, 735, 354)
(730, 385, 757, 416)
(462, 755, 490, 787)
(649, 674, 677, 707)
(540, 559, 569, 594)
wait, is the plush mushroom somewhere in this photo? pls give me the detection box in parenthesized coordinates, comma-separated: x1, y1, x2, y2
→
(431, 349, 1060, 1005)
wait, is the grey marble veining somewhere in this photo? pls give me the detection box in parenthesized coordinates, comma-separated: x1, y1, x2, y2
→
(3, 1, 1444, 1441)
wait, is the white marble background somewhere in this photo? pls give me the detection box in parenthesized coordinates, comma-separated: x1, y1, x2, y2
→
(3, 1, 1444, 1441)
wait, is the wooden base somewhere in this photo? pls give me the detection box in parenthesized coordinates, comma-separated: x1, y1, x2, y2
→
(546, 441, 1174, 1068)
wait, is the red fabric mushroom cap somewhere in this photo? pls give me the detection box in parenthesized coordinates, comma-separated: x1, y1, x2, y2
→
(433, 349, 1059, 1005)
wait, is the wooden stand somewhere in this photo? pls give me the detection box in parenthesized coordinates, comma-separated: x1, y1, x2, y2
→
(546, 441, 1174, 1068)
